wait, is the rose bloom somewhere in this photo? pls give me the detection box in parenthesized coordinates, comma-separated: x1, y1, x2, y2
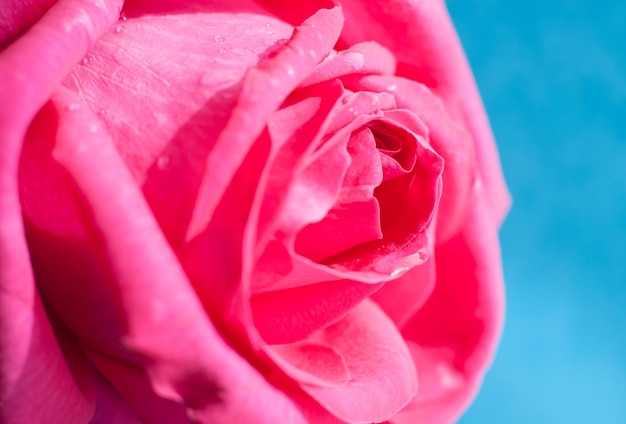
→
(0, 0, 510, 423)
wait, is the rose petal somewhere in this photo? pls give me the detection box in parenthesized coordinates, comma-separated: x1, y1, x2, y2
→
(1, 1, 122, 422)
(19, 102, 132, 364)
(252, 277, 384, 344)
(301, 41, 397, 87)
(259, 80, 348, 246)
(268, 342, 350, 387)
(397, 187, 505, 422)
(371, 255, 436, 328)
(298, 299, 417, 423)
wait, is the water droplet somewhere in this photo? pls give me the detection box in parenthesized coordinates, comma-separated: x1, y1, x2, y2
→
(266, 31, 274, 36)
(81, 56, 95, 65)
(156, 155, 170, 170)
(387, 84, 398, 92)
(342, 51, 365, 70)
(285, 65, 295, 77)
(98, 109, 107, 116)
(276, 39, 288, 46)
(115, 25, 125, 33)
(231, 48, 250, 56)
(67, 103, 81, 111)
(265, 23, 272, 28)
(119, 11, 127, 21)
(218, 48, 227, 54)
(213, 35, 225, 43)
(390, 267, 409, 278)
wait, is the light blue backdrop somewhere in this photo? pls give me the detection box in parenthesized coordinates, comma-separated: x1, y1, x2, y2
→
(447, 1, 626, 423)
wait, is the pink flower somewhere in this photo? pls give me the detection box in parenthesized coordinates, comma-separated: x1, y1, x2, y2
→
(0, 1, 510, 423)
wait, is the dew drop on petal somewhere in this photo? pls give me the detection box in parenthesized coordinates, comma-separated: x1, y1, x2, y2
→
(387, 84, 398, 92)
(231, 48, 250, 57)
(119, 11, 127, 21)
(342, 51, 365, 70)
(390, 267, 410, 278)
(115, 25, 125, 33)
(66, 103, 81, 111)
(213, 35, 225, 43)
(218, 48, 227, 54)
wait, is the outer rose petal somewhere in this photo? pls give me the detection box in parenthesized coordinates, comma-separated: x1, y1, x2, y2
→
(50, 87, 317, 423)
(1, 1, 122, 422)
(394, 187, 505, 423)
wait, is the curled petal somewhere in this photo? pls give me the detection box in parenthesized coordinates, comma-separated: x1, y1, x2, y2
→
(188, 6, 345, 239)
(50, 87, 310, 423)
(269, 299, 417, 423)
(397, 187, 505, 423)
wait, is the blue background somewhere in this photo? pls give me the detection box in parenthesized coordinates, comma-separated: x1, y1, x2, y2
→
(447, 1, 626, 423)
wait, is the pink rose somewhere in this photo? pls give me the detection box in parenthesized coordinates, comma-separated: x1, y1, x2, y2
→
(0, 0, 510, 423)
